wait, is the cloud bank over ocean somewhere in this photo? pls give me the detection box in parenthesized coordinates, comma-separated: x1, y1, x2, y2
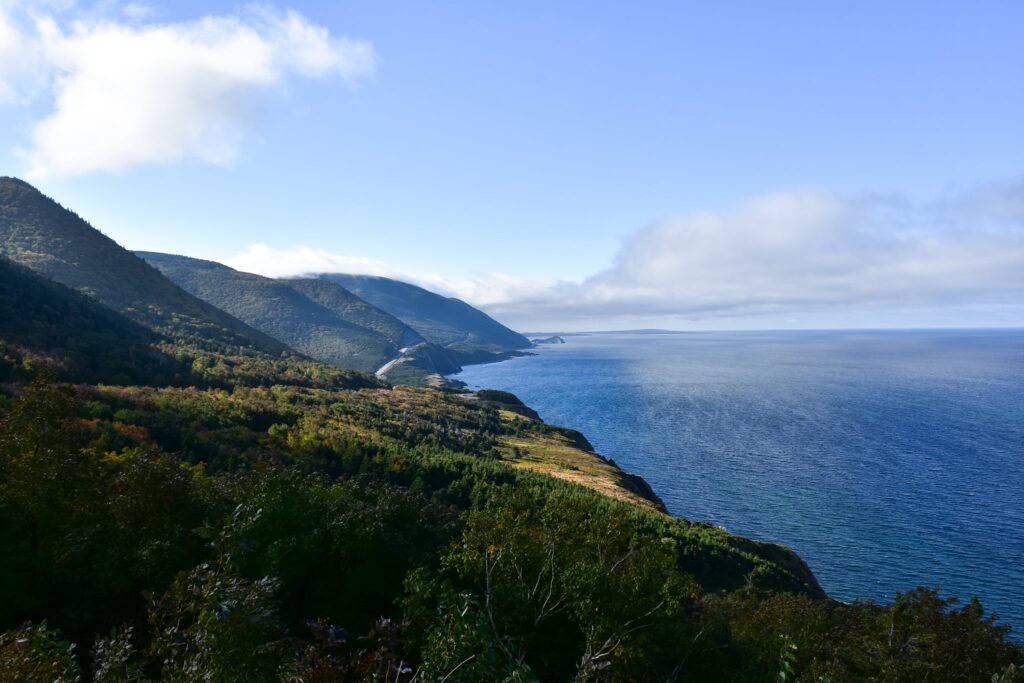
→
(230, 180, 1024, 331)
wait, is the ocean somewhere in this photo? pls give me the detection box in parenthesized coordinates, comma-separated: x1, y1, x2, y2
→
(451, 329, 1024, 632)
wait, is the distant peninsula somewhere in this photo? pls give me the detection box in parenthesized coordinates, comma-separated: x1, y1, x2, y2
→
(531, 335, 566, 345)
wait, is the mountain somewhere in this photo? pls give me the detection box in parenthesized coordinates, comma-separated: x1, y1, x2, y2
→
(139, 252, 461, 380)
(283, 277, 422, 349)
(0, 177, 286, 354)
(0, 256, 187, 385)
(318, 274, 532, 358)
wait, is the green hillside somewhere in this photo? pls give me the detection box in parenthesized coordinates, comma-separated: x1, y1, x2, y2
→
(287, 278, 463, 381)
(139, 252, 412, 374)
(321, 273, 532, 356)
(0, 178, 286, 355)
(139, 252, 465, 381)
(0, 256, 187, 385)
(284, 277, 421, 348)
(2, 332, 1018, 681)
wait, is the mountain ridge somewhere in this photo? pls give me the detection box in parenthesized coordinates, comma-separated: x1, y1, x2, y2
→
(0, 177, 288, 355)
(138, 251, 410, 375)
(140, 253, 533, 385)
(139, 251, 469, 383)
(318, 273, 532, 357)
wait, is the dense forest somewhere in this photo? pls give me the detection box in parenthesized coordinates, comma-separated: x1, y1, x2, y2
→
(320, 274, 531, 355)
(1, 347, 1021, 680)
(0, 178, 286, 356)
(0, 257, 183, 386)
(137, 253, 425, 376)
(0, 177, 1021, 680)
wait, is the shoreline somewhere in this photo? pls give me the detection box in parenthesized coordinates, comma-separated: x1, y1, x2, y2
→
(447, 330, 1024, 635)
(437, 377, 828, 598)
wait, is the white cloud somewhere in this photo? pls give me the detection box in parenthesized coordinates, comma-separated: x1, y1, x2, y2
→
(226, 243, 560, 308)
(427, 271, 560, 308)
(484, 185, 1024, 328)
(229, 182, 1024, 331)
(227, 243, 408, 280)
(0, 3, 374, 178)
(0, 4, 48, 104)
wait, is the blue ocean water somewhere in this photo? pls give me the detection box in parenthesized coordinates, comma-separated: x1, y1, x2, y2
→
(451, 330, 1024, 632)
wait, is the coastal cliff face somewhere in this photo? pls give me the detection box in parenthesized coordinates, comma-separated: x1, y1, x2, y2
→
(456, 387, 825, 597)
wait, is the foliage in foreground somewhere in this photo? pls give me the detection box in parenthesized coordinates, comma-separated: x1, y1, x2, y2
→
(0, 373, 1020, 681)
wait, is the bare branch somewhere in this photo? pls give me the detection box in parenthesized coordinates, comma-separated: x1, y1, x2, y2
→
(439, 654, 477, 683)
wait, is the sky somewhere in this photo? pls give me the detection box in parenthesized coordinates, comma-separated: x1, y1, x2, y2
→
(1, 0, 1022, 331)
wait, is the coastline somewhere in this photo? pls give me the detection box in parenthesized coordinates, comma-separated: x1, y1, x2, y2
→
(445, 344, 827, 598)
(448, 329, 1024, 635)
(430, 348, 535, 389)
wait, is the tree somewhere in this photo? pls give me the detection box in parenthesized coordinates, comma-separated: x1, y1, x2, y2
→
(0, 621, 81, 683)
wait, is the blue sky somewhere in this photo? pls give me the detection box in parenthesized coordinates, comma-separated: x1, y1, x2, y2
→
(1, 1, 1022, 330)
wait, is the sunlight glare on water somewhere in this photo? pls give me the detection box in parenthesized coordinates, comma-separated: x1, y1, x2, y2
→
(452, 330, 1024, 631)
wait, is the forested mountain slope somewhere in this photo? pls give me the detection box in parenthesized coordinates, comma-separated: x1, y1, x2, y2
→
(139, 252, 465, 382)
(139, 252, 417, 375)
(0, 178, 286, 354)
(320, 273, 532, 357)
(2, 351, 1018, 680)
(284, 277, 422, 349)
(0, 256, 187, 385)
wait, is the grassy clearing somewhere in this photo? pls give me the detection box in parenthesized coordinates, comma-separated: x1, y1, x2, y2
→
(493, 409, 665, 511)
